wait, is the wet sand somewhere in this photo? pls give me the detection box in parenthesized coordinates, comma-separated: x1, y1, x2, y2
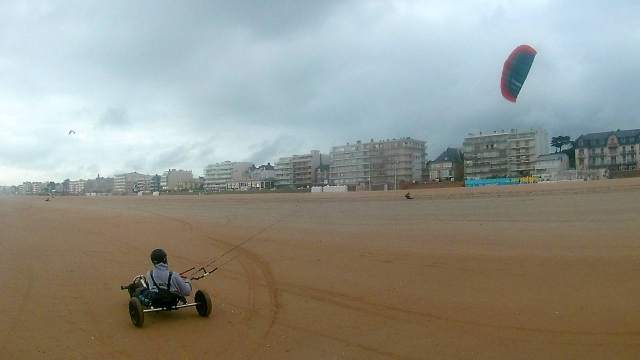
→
(1, 178, 639, 359)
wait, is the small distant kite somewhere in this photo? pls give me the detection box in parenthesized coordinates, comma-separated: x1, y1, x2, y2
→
(501, 45, 537, 102)
(69, 130, 75, 134)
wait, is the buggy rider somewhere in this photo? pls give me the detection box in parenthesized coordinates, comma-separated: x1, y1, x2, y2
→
(147, 248, 193, 299)
(127, 249, 193, 304)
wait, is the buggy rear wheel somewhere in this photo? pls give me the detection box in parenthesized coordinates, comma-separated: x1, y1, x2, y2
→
(194, 290, 212, 317)
(129, 297, 145, 327)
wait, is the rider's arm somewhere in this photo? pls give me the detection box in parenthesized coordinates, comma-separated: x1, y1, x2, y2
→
(172, 273, 193, 296)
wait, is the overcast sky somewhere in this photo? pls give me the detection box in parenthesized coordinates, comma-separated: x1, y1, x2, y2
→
(1, 0, 639, 185)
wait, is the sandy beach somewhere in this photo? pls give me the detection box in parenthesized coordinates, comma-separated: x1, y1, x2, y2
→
(1, 178, 639, 359)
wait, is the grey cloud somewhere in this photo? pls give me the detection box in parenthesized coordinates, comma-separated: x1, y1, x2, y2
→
(122, 156, 147, 174)
(2, 1, 640, 185)
(150, 144, 197, 171)
(245, 134, 305, 165)
(98, 107, 129, 128)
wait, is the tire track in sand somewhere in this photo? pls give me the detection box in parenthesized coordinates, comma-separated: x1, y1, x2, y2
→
(203, 235, 280, 359)
(138, 211, 281, 358)
(277, 281, 640, 337)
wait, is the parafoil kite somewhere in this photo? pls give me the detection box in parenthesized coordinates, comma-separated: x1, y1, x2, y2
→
(69, 130, 75, 134)
(501, 45, 537, 102)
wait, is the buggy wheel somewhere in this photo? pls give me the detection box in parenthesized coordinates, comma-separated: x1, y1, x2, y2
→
(194, 290, 212, 317)
(129, 297, 145, 327)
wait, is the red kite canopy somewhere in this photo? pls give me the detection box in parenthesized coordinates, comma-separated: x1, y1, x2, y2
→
(501, 45, 537, 102)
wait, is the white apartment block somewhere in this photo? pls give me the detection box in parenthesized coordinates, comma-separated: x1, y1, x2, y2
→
(463, 129, 550, 179)
(69, 179, 85, 194)
(204, 161, 253, 191)
(21, 182, 34, 194)
(113, 172, 149, 194)
(274, 150, 330, 188)
(161, 169, 193, 191)
(32, 182, 44, 194)
(20, 181, 46, 195)
(330, 138, 427, 188)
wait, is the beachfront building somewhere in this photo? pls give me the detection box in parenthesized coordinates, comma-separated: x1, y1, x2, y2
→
(69, 179, 86, 194)
(135, 175, 153, 193)
(21, 182, 34, 195)
(32, 182, 44, 194)
(463, 129, 550, 179)
(20, 181, 47, 195)
(161, 169, 193, 191)
(150, 175, 161, 192)
(429, 148, 464, 182)
(85, 175, 114, 194)
(113, 172, 149, 194)
(535, 153, 570, 181)
(275, 151, 330, 188)
(330, 138, 427, 189)
(180, 176, 205, 191)
(227, 164, 275, 190)
(574, 129, 640, 171)
(204, 161, 253, 191)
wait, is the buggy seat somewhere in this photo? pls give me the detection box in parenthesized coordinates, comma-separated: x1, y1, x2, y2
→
(148, 292, 186, 309)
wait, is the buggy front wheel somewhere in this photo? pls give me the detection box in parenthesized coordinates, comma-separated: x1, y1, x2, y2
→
(129, 297, 145, 327)
(194, 290, 212, 317)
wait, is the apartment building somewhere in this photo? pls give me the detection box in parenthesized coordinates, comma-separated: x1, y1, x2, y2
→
(136, 175, 152, 193)
(21, 182, 34, 195)
(69, 179, 85, 194)
(180, 177, 204, 191)
(226, 164, 275, 190)
(574, 129, 640, 171)
(84, 175, 113, 194)
(113, 172, 149, 194)
(275, 151, 329, 188)
(161, 169, 193, 191)
(32, 182, 44, 194)
(330, 138, 427, 189)
(20, 181, 48, 195)
(204, 161, 253, 191)
(463, 129, 550, 179)
(150, 175, 161, 192)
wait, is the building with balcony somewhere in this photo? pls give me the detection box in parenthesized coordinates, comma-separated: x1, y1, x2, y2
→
(463, 129, 550, 179)
(113, 172, 149, 194)
(150, 175, 162, 192)
(204, 161, 253, 191)
(161, 169, 193, 191)
(429, 148, 464, 181)
(574, 129, 640, 171)
(135, 175, 152, 193)
(330, 138, 427, 189)
(20, 182, 47, 195)
(21, 182, 34, 195)
(69, 179, 86, 194)
(275, 151, 330, 188)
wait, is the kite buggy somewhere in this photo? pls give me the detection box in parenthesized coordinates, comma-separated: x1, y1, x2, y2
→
(121, 249, 215, 327)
